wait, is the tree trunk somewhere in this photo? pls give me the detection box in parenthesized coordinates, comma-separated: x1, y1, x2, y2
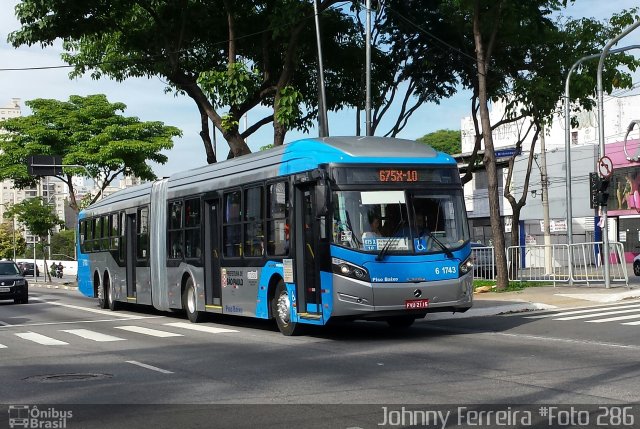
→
(473, 4, 509, 290)
(509, 208, 521, 279)
(198, 104, 217, 164)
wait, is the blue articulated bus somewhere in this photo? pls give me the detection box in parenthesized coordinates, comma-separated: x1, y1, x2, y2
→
(77, 136, 473, 335)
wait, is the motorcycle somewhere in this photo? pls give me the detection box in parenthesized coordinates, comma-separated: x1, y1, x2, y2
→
(50, 266, 63, 279)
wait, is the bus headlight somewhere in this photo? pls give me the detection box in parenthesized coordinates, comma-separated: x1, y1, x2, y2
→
(332, 257, 370, 282)
(459, 257, 473, 276)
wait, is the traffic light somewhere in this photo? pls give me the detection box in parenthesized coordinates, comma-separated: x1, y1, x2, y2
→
(589, 173, 599, 209)
(589, 173, 611, 207)
(597, 178, 610, 206)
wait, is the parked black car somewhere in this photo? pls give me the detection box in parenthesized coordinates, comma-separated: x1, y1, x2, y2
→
(20, 262, 40, 277)
(0, 261, 28, 304)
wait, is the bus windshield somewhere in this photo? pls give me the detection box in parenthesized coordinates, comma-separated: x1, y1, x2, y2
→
(332, 189, 469, 254)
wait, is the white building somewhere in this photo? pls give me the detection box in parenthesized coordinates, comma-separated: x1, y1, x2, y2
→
(460, 91, 640, 246)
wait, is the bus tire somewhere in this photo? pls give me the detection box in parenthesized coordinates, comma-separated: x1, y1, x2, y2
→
(271, 280, 303, 336)
(96, 276, 108, 309)
(106, 276, 120, 311)
(387, 316, 415, 329)
(183, 277, 204, 323)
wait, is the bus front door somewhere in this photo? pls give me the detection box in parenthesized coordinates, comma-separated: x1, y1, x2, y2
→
(204, 198, 222, 308)
(294, 184, 324, 320)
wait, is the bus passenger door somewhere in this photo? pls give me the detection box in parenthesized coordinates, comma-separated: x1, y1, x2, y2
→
(125, 213, 136, 298)
(204, 198, 222, 307)
(293, 184, 323, 319)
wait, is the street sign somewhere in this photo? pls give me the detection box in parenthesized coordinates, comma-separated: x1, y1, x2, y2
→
(597, 156, 613, 178)
(27, 155, 63, 176)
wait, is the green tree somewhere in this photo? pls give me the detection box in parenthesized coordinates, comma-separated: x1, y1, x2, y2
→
(4, 198, 64, 281)
(0, 221, 27, 260)
(50, 229, 76, 261)
(8, 0, 365, 159)
(385, 0, 640, 289)
(417, 130, 461, 155)
(0, 94, 181, 210)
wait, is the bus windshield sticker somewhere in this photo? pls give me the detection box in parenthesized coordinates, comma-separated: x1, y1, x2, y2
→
(360, 190, 406, 205)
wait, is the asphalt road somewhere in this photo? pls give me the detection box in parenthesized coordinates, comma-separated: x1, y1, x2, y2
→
(2, 288, 640, 428)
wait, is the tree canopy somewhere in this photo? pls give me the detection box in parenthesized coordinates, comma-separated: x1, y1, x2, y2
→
(7, 0, 369, 159)
(0, 221, 26, 261)
(0, 94, 181, 210)
(417, 130, 461, 155)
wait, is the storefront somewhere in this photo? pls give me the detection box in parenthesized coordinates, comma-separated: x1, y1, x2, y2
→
(604, 139, 640, 262)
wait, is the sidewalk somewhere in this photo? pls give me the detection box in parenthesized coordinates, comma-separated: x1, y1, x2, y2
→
(454, 283, 640, 319)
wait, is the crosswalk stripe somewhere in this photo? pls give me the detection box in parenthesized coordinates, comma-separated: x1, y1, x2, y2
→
(621, 320, 640, 326)
(164, 322, 238, 334)
(15, 332, 68, 346)
(585, 314, 640, 323)
(525, 303, 640, 319)
(554, 307, 640, 321)
(0, 344, 6, 348)
(61, 329, 126, 342)
(115, 326, 183, 338)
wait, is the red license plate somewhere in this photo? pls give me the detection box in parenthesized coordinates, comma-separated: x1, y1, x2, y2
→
(405, 299, 429, 309)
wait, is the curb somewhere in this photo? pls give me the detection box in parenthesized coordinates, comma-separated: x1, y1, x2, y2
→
(427, 302, 556, 320)
(30, 283, 78, 291)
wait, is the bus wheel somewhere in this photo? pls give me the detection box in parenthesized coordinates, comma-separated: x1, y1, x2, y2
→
(106, 277, 120, 311)
(387, 316, 415, 329)
(271, 280, 302, 336)
(183, 277, 204, 323)
(97, 279, 108, 309)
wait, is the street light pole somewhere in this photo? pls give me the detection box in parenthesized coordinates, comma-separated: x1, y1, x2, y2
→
(597, 21, 640, 288)
(564, 44, 640, 286)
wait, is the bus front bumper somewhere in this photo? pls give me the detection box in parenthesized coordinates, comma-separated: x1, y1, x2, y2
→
(330, 273, 473, 319)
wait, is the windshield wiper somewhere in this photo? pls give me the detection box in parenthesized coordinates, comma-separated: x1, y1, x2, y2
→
(418, 228, 453, 258)
(376, 219, 406, 261)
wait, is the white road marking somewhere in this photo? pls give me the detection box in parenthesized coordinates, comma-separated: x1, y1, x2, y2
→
(524, 303, 640, 319)
(126, 360, 174, 374)
(164, 322, 238, 334)
(554, 307, 640, 321)
(61, 329, 125, 342)
(44, 301, 141, 319)
(115, 326, 183, 338)
(621, 320, 640, 326)
(0, 316, 159, 330)
(15, 332, 68, 346)
(585, 313, 640, 323)
(0, 344, 6, 348)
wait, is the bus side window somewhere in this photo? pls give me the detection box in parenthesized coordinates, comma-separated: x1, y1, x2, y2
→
(244, 186, 264, 257)
(267, 182, 289, 256)
(168, 201, 184, 259)
(223, 191, 242, 257)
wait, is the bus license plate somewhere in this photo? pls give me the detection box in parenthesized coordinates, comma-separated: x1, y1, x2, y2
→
(405, 299, 429, 309)
(0, 287, 9, 293)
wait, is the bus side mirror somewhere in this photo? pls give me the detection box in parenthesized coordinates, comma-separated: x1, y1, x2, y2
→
(316, 182, 329, 217)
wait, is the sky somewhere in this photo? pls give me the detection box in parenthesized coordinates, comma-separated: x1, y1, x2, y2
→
(0, 0, 638, 178)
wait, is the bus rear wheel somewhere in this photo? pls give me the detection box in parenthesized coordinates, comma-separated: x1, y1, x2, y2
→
(106, 277, 120, 311)
(97, 277, 108, 309)
(387, 316, 415, 329)
(271, 280, 303, 336)
(183, 278, 204, 323)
